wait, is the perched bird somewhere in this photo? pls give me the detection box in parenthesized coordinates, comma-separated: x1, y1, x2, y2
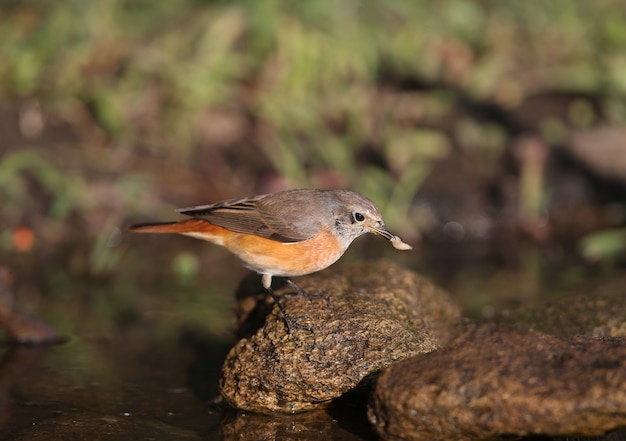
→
(129, 188, 412, 332)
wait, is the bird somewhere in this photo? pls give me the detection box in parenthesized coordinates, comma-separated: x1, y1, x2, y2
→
(129, 188, 412, 332)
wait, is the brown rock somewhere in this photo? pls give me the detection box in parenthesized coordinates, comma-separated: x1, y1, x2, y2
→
(0, 267, 61, 344)
(368, 325, 626, 441)
(368, 276, 626, 440)
(508, 287, 626, 338)
(219, 261, 461, 414)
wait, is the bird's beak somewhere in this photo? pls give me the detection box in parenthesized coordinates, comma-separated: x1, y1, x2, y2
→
(368, 225, 413, 250)
(368, 225, 394, 241)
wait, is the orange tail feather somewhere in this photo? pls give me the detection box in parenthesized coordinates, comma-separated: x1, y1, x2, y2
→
(129, 219, 217, 234)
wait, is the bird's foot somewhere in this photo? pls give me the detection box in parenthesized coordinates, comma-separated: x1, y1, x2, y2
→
(283, 313, 314, 334)
(281, 313, 321, 350)
(285, 279, 332, 306)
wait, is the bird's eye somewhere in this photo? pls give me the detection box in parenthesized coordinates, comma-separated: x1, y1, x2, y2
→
(353, 212, 365, 223)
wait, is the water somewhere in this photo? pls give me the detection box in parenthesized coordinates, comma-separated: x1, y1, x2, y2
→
(0, 242, 624, 440)
(0, 313, 229, 439)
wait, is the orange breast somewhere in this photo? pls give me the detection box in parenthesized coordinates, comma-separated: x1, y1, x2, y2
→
(225, 228, 345, 277)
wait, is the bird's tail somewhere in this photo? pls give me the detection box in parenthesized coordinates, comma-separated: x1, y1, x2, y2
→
(128, 219, 212, 234)
(128, 219, 228, 245)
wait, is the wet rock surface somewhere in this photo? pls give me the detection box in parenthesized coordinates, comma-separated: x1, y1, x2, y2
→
(0, 267, 61, 344)
(368, 324, 626, 441)
(508, 285, 626, 338)
(219, 260, 461, 414)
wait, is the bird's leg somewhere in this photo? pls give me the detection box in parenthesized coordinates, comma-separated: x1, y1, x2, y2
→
(285, 278, 306, 297)
(262, 274, 314, 334)
(264, 284, 314, 334)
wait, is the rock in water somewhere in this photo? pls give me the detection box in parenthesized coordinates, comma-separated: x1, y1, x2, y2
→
(219, 261, 461, 413)
(368, 325, 626, 441)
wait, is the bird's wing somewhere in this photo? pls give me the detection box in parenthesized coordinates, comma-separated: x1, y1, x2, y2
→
(176, 193, 316, 242)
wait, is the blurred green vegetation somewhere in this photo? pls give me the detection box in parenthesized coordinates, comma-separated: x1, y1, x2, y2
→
(1, 0, 626, 280)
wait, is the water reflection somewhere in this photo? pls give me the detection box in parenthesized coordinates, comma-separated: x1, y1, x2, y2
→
(0, 345, 51, 426)
(219, 406, 377, 441)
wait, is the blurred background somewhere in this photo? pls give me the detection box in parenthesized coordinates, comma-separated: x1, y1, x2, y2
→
(2, 0, 626, 341)
(1, 1, 626, 438)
